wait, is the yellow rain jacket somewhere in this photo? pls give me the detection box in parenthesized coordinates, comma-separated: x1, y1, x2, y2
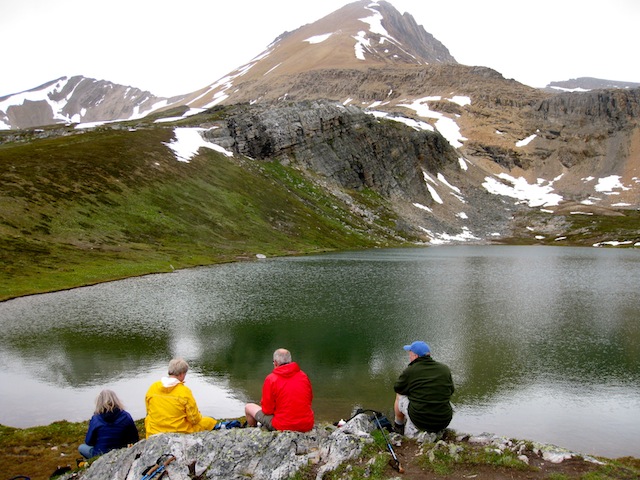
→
(144, 377, 217, 438)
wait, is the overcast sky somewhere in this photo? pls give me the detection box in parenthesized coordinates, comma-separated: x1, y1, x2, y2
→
(1, 0, 638, 98)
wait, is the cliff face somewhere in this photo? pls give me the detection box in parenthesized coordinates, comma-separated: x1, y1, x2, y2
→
(199, 100, 519, 241)
(516, 88, 640, 202)
(205, 101, 457, 199)
(533, 88, 640, 126)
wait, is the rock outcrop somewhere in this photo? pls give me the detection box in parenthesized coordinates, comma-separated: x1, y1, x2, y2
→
(201, 100, 514, 240)
(205, 100, 458, 200)
(62, 415, 606, 480)
(65, 415, 375, 480)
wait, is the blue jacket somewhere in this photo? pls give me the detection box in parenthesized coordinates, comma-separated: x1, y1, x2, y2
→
(85, 408, 139, 455)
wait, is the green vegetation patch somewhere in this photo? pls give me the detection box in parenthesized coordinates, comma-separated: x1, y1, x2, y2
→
(582, 457, 640, 480)
(417, 440, 534, 476)
(0, 125, 411, 300)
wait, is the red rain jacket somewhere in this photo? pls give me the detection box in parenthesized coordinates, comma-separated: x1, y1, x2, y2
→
(261, 361, 314, 432)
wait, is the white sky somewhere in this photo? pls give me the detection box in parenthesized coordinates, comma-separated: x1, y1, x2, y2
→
(1, 0, 639, 98)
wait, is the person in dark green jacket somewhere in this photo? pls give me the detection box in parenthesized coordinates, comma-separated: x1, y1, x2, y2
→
(393, 340, 454, 437)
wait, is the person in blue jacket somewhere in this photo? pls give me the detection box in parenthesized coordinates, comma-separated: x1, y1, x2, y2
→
(78, 389, 139, 458)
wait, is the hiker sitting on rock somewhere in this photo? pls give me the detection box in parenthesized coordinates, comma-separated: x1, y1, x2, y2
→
(145, 357, 217, 438)
(245, 348, 314, 432)
(393, 341, 455, 438)
(78, 389, 139, 459)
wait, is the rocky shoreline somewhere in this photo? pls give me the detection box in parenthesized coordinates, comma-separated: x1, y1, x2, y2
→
(58, 413, 610, 480)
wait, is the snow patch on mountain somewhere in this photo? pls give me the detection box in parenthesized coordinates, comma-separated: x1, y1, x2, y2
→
(549, 86, 591, 93)
(369, 95, 471, 147)
(483, 173, 563, 207)
(399, 97, 467, 148)
(192, 47, 277, 109)
(449, 96, 471, 107)
(421, 171, 443, 204)
(413, 202, 432, 213)
(516, 132, 538, 147)
(369, 110, 434, 131)
(353, 31, 371, 60)
(421, 226, 480, 245)
(361, 3, 393, 39)
(164, 127, 233, 162)
(154, 108, 206, 124)
(438, 173, 466, 203)
(305, 33, 332, 44)
(438, 173, 462, 194)
(594, 175, 630, 194)
(352, 2, 420, 64)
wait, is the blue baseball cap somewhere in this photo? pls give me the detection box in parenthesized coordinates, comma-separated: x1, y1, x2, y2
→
(403, 341, 430, 356)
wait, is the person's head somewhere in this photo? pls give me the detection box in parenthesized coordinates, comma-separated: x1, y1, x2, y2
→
(403, 341, 430, 360)
(94, 389, 125, 414)
(273, 348, 292, 367)
(168, 357, 189, 378)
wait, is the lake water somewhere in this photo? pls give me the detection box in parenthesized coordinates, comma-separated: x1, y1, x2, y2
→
(0, 246, 638, 458)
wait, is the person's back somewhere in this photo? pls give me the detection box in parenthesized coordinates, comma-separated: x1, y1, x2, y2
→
(79, 389, 139, 459)
(395, 355, 453, 430)
(90, 408, 138, 455)
(245, 348, 314, 432)
(145, 358, 217, 437)
(394, 341, 454, 436)
(263, 361, 314, 432)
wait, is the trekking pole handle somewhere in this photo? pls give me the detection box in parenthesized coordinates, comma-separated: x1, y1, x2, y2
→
(141, 455, 175, 480)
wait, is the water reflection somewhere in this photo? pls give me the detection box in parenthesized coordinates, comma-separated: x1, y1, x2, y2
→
(0, 246, 638, 458)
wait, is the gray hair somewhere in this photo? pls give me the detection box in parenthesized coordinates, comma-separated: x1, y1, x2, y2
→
(273, 348, 292, 366)
(94, 389, 125, 414)
(168, 357, 189, 376)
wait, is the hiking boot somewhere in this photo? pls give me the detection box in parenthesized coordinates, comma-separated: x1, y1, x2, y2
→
(393, 421, 405, 435)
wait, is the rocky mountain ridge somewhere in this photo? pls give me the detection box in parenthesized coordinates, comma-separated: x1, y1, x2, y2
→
(545, 76, 640, 92)
(0, 75, 182, 130)
(1, 0, 638, 258)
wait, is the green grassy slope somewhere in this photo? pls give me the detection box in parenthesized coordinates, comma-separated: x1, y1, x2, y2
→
(0, 122, 411, 301)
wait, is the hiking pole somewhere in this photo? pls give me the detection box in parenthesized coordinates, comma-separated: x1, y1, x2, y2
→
(141, 454, 175, 480)
(372, 411, 404, 474)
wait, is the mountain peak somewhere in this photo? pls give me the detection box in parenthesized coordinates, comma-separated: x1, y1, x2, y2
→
(283, 0, 457, 69)
(183, 0, 456, 108)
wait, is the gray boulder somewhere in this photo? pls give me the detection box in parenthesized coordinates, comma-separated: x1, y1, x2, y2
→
(68, 415, 374, 480)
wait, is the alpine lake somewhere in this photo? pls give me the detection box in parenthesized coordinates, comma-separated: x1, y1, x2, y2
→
(0, 245, 638, 459)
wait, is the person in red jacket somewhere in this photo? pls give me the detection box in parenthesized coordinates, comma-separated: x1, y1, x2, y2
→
(245, 348, 314, 432)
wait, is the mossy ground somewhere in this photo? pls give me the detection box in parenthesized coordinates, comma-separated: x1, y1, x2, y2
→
(0, 420, 130, 480)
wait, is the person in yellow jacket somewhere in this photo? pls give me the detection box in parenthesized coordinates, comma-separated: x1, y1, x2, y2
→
(144, 357, 217, 438)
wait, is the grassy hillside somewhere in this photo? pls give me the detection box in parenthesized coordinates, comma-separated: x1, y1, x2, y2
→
(0, 119, 413, 301)
(3, 108, 638, 302)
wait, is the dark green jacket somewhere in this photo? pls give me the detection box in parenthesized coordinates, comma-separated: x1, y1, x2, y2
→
(393, 355, 454, 431)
